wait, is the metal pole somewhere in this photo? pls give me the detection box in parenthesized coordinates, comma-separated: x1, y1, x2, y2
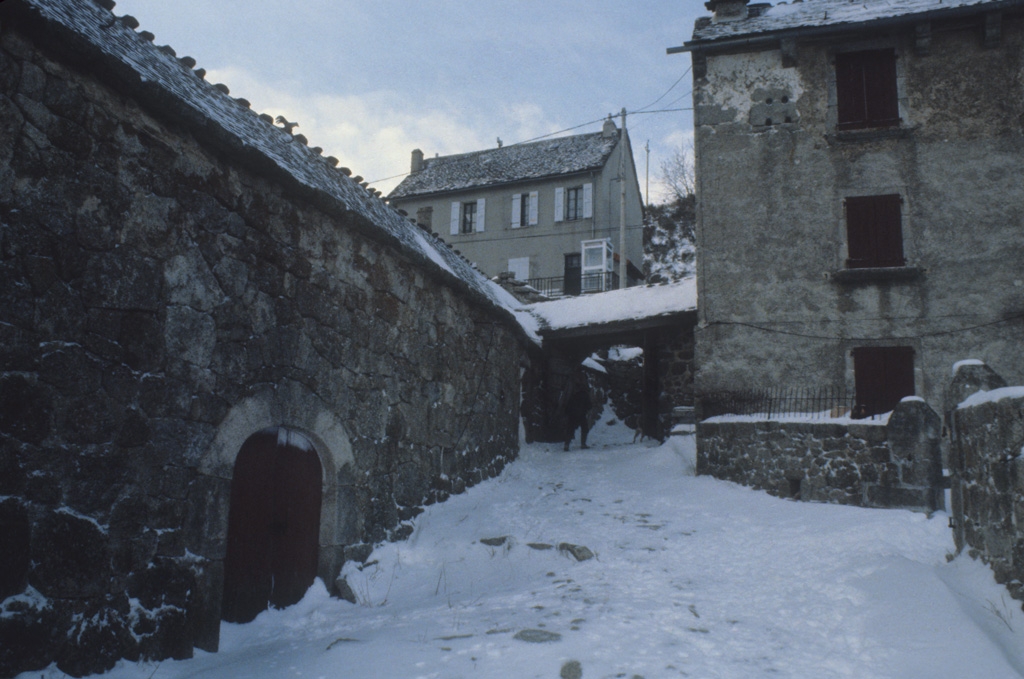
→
(644, 140, 650, 206)
(619, 108, 628, 289)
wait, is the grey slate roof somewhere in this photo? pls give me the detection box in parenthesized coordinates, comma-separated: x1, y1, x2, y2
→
(688, 0, 1019, 45)
(13, 0, 538, 343)
(388, 132, 619, 200)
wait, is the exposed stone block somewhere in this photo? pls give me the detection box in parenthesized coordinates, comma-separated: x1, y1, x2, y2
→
(0, 373, 52, 445)
(31, 510, 111, 600)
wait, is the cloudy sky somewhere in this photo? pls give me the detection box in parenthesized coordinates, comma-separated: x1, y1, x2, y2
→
(112, 1, 704, 201)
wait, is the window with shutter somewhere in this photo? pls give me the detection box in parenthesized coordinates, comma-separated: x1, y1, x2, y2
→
(511, 194, 521, 229)
(450, 202, 460, 235)
(512, 193, 531, 228)
(508, 257, 530, 281)
(845, 194, 905, 268)
(565, 186, 583, 221)
(460, 201, 477, 234)
(852, 346, 915, 417)
(836, 49, 899, 131)
(476, 198, 486, 232)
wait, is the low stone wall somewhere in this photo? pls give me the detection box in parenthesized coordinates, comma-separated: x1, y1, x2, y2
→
(950, 363, 1024, 600)
(697, 399, 944, 510)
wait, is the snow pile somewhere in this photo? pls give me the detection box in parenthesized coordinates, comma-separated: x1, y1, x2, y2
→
(608, 345, 643, 362)
(525, 278, 696, 333)
(56, 422, 1024, 679)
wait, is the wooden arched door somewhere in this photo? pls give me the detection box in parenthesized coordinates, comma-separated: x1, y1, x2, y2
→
(222, 428, 323, 623)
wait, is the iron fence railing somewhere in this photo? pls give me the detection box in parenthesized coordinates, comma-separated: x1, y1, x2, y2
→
(525, 272, 620, 298)
(700, 387, 886, 421)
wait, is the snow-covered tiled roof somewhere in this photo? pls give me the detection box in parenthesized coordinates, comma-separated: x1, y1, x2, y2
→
(524, 279, 697, 334)
(688, 0, 1017, 45)
(16, 0, 540, 344)
(389, 132, 619, 200)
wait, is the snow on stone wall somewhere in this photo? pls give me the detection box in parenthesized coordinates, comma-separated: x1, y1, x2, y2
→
(698, 399, 944, 510)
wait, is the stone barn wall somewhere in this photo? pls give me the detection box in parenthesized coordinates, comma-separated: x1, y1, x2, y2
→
(697, 399, 944, 510)
(0, 5, 525, 677)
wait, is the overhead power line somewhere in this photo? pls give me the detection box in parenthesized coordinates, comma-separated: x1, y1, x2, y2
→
(635, 66, 692, 113)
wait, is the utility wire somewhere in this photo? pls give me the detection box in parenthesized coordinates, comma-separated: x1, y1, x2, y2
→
(634, 65, 692, 112)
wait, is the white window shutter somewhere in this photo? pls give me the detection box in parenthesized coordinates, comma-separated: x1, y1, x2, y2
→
(554, 187, 565, 222)
(529, 191, 539, 225)
(511, 194, 521, 229)
(583, 183, 593, 219)
(450, 202, 460, 235)
(508, 256, 530, 281)
(476, 198, 486, 232)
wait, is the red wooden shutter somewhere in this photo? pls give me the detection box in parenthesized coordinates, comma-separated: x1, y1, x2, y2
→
(845, 194, 904, 268)
(873, 194, 905, 267)
(836, 49, 899, 130)
(863, 49, 899, 127)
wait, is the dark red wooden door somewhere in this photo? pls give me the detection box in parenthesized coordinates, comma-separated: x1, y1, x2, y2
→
(222, 428, 322, 623)
(853, 347, 915, 417)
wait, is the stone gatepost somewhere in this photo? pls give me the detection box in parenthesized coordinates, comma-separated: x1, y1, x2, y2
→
(947, 360, 1011, 554)
(885, 399, 944, 511)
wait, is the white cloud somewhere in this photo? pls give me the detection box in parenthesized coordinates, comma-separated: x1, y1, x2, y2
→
(205, 66, 572, 196)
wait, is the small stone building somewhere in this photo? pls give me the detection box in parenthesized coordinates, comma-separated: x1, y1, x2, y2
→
(0, 1, 534, 676)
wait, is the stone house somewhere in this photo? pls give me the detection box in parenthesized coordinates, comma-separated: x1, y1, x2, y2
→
(388, 120, 646, 298)
(671, 0, 1024, 418)
(0, 0, 536, 676)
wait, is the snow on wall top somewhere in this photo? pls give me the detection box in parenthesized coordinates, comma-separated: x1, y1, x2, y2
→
(19, 0, 538, 343)
(389, 132, 619, 200)
(958, 385, 1024, 409)
(690, 0, 1014, 44)
(524, 279, 697, 334)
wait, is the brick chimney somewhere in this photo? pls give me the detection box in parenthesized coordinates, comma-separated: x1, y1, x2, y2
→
(705, 0, 750, 22)
(411, 148, 424, 173)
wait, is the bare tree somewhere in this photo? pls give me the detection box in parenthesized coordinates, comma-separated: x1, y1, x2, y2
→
(659, 141, 696, 203)
(644, 141, 696, 283)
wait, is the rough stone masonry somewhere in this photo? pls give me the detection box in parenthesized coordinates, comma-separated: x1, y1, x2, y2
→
(0, 2, 528, 676)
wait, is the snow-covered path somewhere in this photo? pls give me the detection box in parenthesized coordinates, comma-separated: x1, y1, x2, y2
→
(64, 422, 1024, 679)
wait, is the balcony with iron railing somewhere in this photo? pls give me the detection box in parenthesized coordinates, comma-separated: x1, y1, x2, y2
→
(524, 272, 620, 298)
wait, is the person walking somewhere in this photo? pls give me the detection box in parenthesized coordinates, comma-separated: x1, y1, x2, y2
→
(564, 373, 592, 451)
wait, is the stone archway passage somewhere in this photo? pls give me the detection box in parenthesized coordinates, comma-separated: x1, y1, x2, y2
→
(222, 428, 323, 623)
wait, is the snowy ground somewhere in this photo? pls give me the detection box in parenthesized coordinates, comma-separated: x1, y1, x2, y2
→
(49, 419, 1024, 679)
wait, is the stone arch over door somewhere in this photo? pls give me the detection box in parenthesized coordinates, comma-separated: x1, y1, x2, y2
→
(196, 383, 360, 634)
(222, 427, 323, 623)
